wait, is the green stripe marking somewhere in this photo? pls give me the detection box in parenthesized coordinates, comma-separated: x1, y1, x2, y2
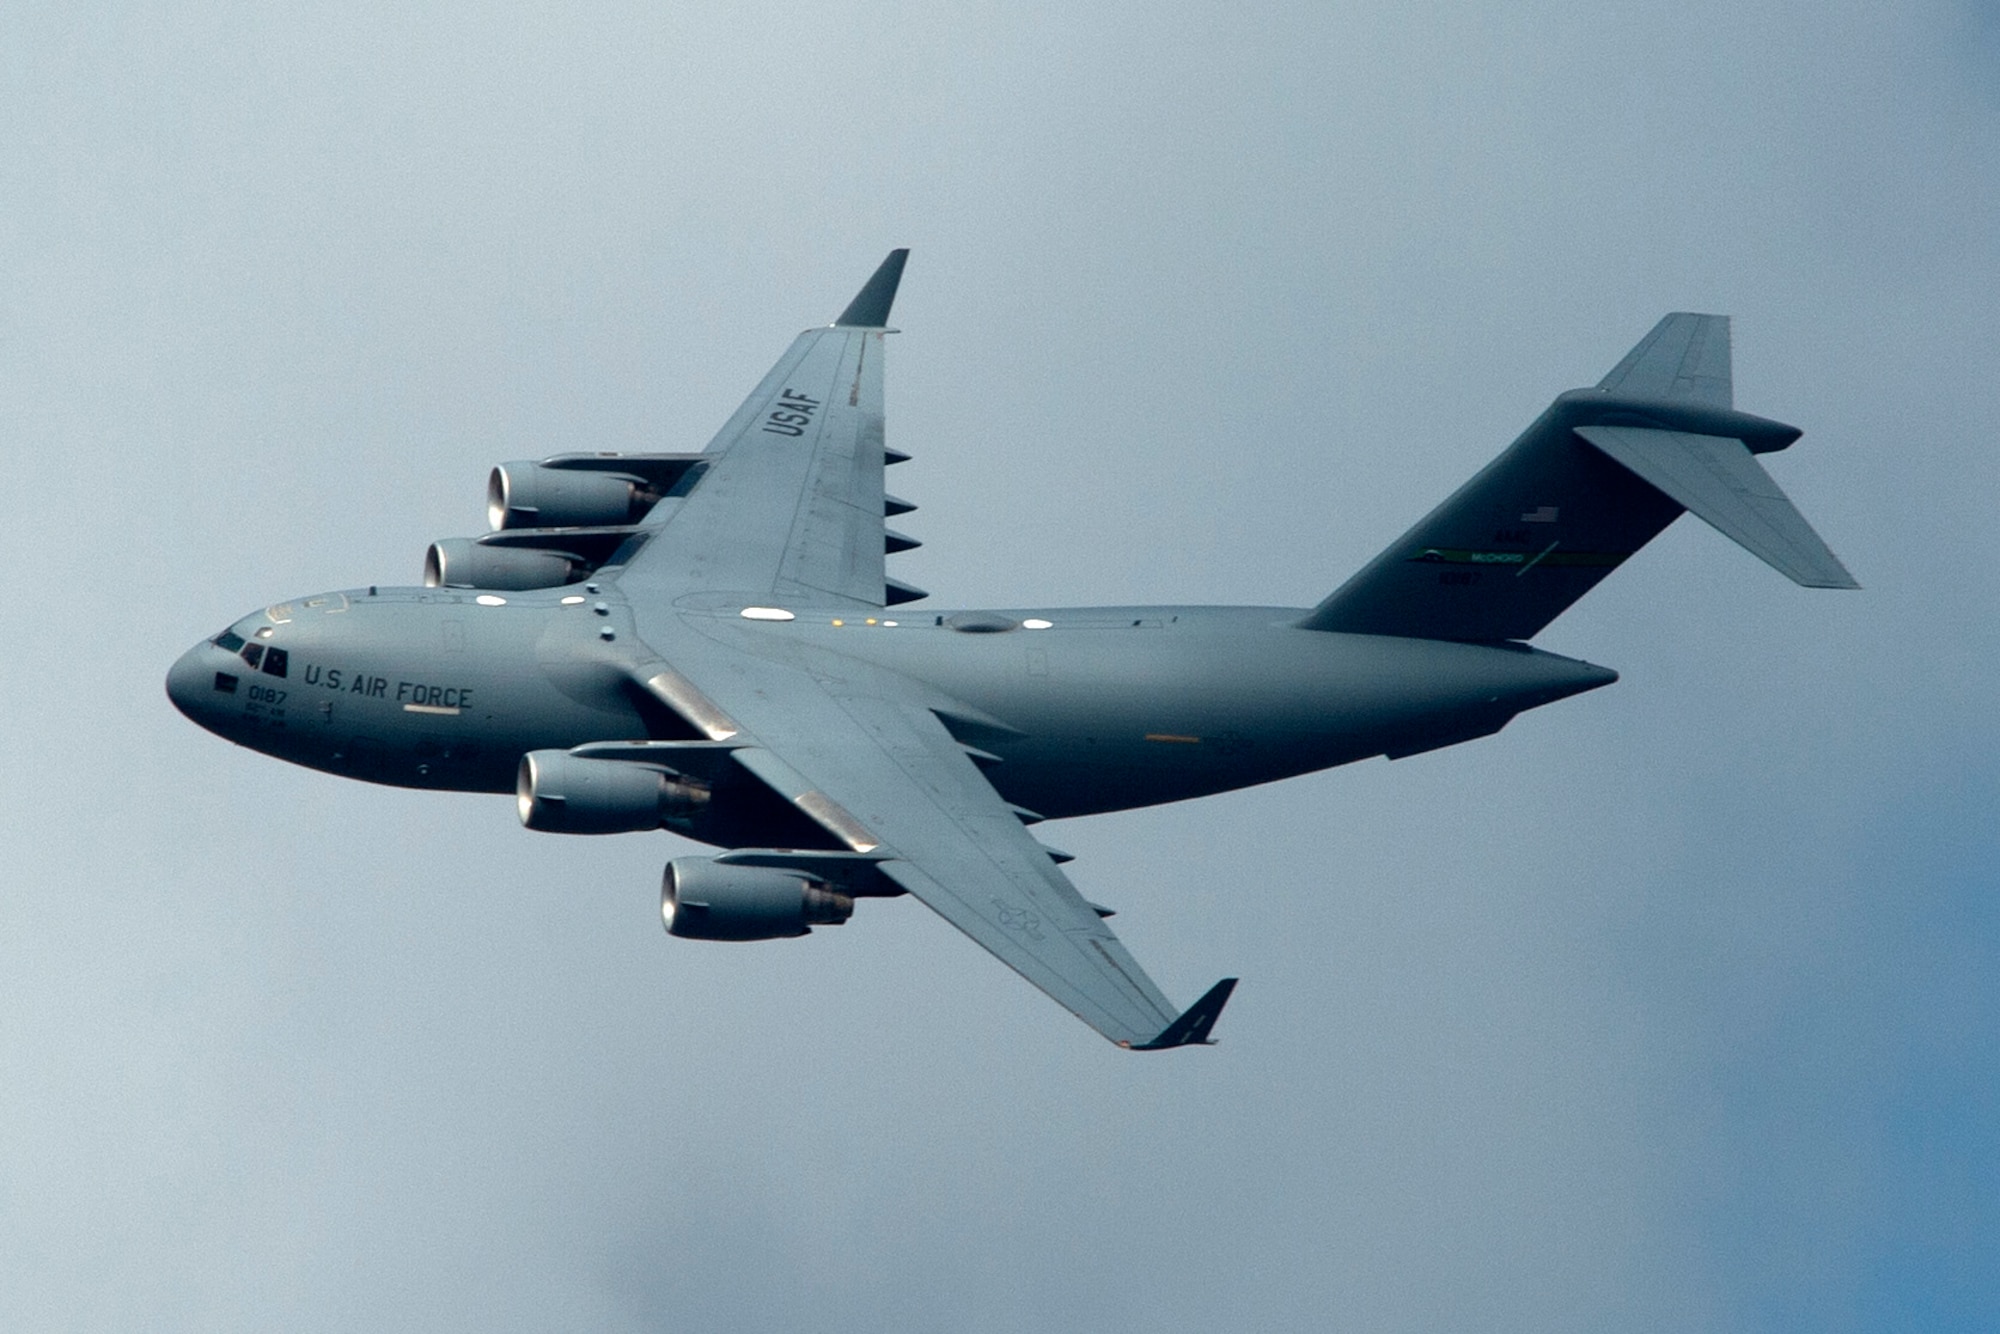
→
(1408, 548, 1630, 568)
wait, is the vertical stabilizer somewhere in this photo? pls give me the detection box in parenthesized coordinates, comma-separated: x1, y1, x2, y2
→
(1299, 314, 1855, 641)
(1597, 312, 1732, 408)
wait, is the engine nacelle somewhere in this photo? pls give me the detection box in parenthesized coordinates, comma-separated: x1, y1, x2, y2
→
(489, 462, 648, 530)
(661, 858, 854, 941)
(516, 751, 708, 834)
(425, 539, 580, 590)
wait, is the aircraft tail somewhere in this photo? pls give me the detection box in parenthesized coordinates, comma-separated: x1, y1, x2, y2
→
(1298, 314, 1856, 643)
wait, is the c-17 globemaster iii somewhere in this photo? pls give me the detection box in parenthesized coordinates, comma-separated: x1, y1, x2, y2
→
(167, 250, 1856, 1049)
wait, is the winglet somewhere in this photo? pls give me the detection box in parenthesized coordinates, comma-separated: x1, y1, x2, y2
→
(1128, 977, 1239, 1050)
(834, 248, 910, 327)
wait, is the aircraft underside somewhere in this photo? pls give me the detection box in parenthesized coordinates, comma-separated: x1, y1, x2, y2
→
(167, 250, 1851, 1049)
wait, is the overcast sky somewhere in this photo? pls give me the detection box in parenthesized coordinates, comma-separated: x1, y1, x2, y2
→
(3, 3, 1996, 1330)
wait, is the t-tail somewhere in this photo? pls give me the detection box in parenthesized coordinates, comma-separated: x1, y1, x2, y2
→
(1299, 314, 1857, 643)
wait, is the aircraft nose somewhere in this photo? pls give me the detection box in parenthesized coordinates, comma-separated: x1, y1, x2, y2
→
(166, 642, 228, 728)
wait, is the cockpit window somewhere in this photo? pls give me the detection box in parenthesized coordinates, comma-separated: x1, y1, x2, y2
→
(241, 643, 265, 668)
(214, 630, 246, 652)
(262, 647, 289, 678)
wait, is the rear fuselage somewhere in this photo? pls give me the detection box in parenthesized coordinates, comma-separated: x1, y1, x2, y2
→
(166, 586, 1616, 827)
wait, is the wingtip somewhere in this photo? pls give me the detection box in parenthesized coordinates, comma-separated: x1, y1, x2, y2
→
(834, 248, 911, 327)
(1130, 977, 1239, 1051)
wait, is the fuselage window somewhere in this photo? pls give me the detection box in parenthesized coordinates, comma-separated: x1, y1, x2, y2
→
(241, 643, 265, 669)
(214, 630, 246, 652)
(262, 647, 289, 678)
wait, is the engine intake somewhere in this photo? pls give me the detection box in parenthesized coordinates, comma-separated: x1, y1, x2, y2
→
(426, 539, 580, 590)
(489, 462, 652, 530)
(662, 858, 854, 941)
(516, 751, 708, 834)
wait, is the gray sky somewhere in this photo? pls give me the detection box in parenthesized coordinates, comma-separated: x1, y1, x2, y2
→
(3, 3, 1995, 1330)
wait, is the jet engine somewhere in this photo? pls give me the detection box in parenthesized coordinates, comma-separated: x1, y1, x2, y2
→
(661, 857, 854, 941)
(425, 539, 579, 590)
(516, 751, 709, 834)
(488, 462, 652, 530)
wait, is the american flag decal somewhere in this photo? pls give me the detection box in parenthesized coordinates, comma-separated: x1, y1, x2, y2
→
(1521, 505, 1559, 523)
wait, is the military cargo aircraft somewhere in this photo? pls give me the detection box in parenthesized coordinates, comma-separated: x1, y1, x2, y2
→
(168, 250, 1855, 1049)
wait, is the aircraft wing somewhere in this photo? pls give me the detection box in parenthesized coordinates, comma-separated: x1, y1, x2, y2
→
(637, 622, 1235, 1049)
(609, 252, 1231, 1046)
(617, 250, 912, 610)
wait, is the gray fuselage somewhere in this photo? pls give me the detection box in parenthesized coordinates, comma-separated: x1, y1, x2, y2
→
(167, 585, 1616, 831)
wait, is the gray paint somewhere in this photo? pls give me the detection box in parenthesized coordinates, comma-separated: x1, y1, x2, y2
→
(167, 261, 1839, 1049)
(170, 596, 1613, 812)
(8, 5, 1996, 1328)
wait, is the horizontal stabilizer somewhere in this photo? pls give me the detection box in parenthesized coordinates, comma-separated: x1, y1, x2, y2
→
(1575, 425, 1859, 589)
(1129, 977, 1239, 1050)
